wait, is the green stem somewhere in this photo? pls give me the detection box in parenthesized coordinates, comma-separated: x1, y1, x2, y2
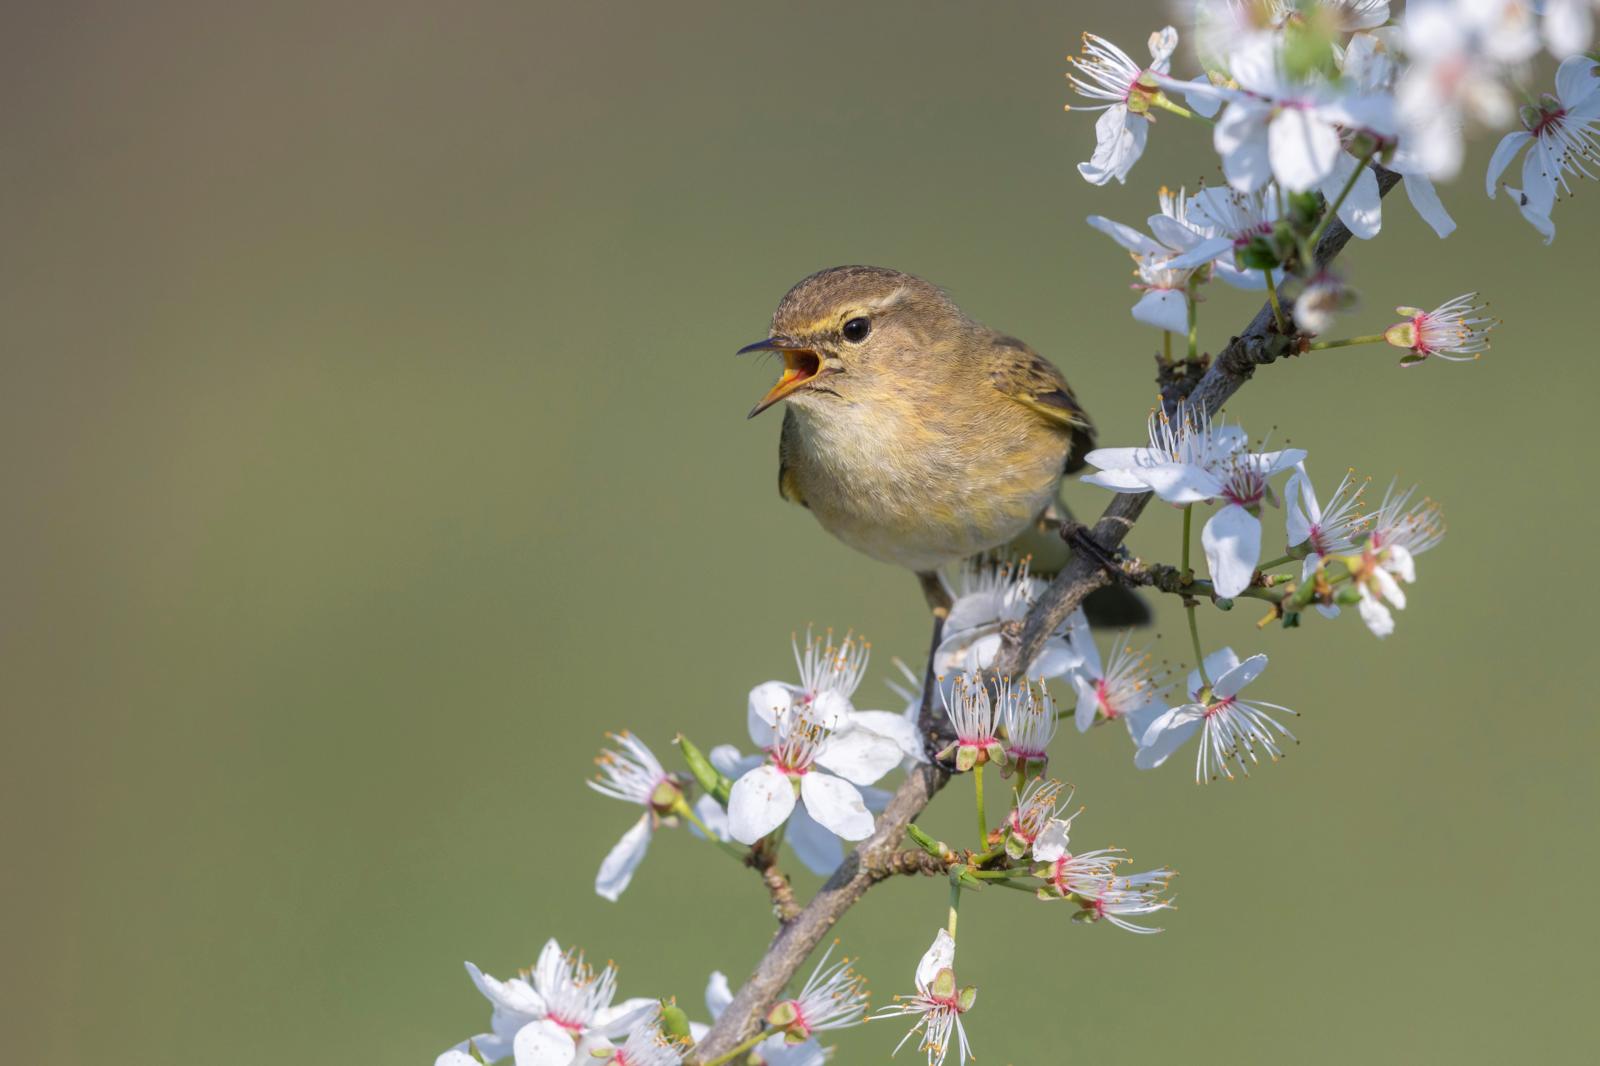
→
(1307, 333, 1386, 350)
(1264, 270, 1288, 332)
(947, 873, 962, 938)
(1181, 505, 1211, 688)
(1256, 553, 1297, 572)
(1181, 504, 1194, 582)
(701, 1028, 774, 1066)
(973, 763, 987, 848)
(1151, 93, 1211, 122)
(1188, 601, 1211, 689)
(675, 799, 748, 861)
(1306, 152, 1371, 253)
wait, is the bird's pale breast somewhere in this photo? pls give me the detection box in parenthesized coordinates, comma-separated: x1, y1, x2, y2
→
(781, 392, 1069, 572)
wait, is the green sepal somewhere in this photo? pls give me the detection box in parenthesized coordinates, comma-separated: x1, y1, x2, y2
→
(766, 999, 799, 1029)
(676, 734, 732, 805)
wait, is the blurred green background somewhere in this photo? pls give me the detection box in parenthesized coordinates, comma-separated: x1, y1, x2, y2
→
(3, 2, 1594, 1063)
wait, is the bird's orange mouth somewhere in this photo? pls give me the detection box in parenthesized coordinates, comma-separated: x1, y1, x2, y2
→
(748, 348, 821, 418)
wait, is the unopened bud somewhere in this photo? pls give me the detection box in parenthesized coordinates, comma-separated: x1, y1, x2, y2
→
(659, 1002, 691, 1040)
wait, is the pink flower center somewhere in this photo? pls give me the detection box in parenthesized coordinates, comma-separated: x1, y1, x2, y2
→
(1095, 678, 1119, 718)
(1202, 695, 1236, 719)
(550, 1014, 586, 1034)
(1530, 106, 1568, 138)
(1050, 855, 1077, 894)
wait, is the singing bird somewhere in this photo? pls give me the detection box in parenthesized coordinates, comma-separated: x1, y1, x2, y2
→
(741, 265, 1145, 622)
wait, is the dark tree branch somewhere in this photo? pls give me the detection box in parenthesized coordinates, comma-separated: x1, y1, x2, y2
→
(688, 167, 1400, 1063)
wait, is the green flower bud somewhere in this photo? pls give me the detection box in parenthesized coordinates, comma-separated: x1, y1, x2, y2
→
(676, 735, 732, 805)
(659, 1002, 691, 1040)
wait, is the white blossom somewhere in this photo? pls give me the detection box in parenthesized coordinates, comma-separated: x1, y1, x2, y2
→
(1002, 777, 1078, 862)
(1485, 54, 1600, 242)
(441, 940, 656, 1065)
(1286, 464, 1369, 618)
(1065, 612, 1170, 742)
(1197, 36, 1395, 192)
(1068, 28, 1180, 184)
(933, 559, 1078, 683)
(727, 691, 899, 846)
(1383, 292, 1498, 364)
(1137, 648, 1298, 782)
(588, 732, 679, 902)
(874, 930, 976, 1066)
(1082, 403, 1303, 597)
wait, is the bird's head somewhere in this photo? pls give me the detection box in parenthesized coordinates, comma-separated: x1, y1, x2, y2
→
(740, 265, 963, 418)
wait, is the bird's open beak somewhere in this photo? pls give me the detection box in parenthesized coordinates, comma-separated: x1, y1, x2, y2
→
(739, 335, 822, 418)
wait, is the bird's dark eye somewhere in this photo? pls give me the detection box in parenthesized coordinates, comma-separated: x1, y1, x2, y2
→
(842, 317, 871, 343)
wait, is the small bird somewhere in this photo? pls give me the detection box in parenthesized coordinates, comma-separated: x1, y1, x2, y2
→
(741, 265, 1145, 623)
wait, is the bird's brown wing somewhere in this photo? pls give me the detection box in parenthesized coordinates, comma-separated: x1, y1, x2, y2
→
(987, 334, 1097, 473)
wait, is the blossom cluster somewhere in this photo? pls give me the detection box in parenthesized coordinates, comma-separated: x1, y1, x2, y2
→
(438, 937, 867, 1065)
(1070, 0, 1585, 346)
(429, 4, 1543, 1065)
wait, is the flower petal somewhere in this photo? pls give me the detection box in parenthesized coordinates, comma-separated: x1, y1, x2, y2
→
(1078, 105, 1147, 185)
(1086, 213, 1167, 254)
(815, 724, 901, 785)
(1132, 286, 1196, 332)
(1138, 461, 1224, 504)
(728, 764, 797, 844)
(706, 972, 733, 1021)
(1212, 653, 1268, 700)
(1202, 504, 1262, 598)
(1268, 108, 1341, 191)
(1358, 590, 1395, 637)
(786, 802, 847, 875)
(1028, 637, 1085, 681)
(799, 772, 875, 841)
(849, 709, 924, 764)
(591, 1000, 659, 1037)
(1074, 675, 1100, 733)
(1163, 234, 1236, 271)
(1215, 103, 1273, 191)
(688, 793, 730, 841)
(594, 813, 652, 902)
(1135, 705, 1204, 769)
(1033, 818, 1072, 863)
(1324, 153, 1382, 239)
(1284, 466, 1316, 547)
(512, 1019, 578, 1066)
(1556, 51, 1600, 104)
(1187, 647, 1240, 699)
(1403, 174, 1456, 238)
(916, 929, 957, 989)
(1484, 131, 1531, 198)
(466, 962, 545, 1021)
(747, 681, 794, 745)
